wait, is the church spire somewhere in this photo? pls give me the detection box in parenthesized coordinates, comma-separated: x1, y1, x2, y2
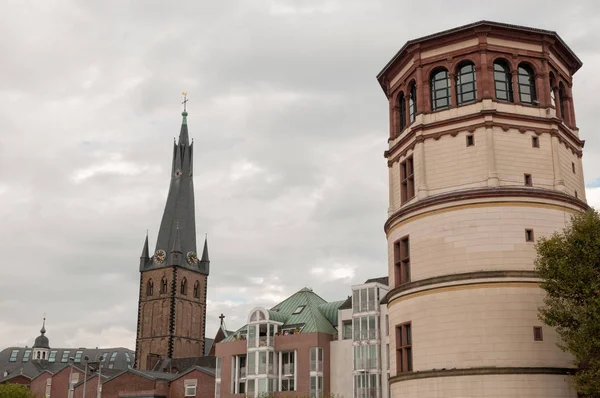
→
(140, 232, 150, 269)
(145, 94, 207, 275)
(199, 234, 210, 274)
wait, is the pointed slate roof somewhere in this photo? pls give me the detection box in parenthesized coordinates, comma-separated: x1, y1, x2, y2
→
(140, 111, 209, 275)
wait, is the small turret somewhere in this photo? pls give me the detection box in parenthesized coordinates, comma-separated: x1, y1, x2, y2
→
(140, 232, 150, 269)
(199, 235, 210, 275)
(32, 318, 50, 361)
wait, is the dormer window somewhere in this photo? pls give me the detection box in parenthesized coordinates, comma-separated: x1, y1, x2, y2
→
(292, 305, 306, 315)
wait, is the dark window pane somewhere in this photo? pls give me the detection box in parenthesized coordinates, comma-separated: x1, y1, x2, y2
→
(521, 93, 532, 103)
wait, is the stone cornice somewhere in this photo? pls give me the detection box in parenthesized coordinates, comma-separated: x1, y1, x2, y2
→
(384, 187, 588, 234)
(382, 270, 538, 305)
(389, 366, 576, 384)
(385, 109, 584, 166)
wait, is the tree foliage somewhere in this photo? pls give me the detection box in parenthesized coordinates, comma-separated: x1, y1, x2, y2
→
(0, 383, 37, 398)
(535, 209, 600, 396)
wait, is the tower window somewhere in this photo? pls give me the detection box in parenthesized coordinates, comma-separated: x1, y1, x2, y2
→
(180, 278, 188, 295)
(161, 277, 168, 294)
(146, 279, 154, 296)
(409, 83, 417, 122)
(532, 136, 539, 148)
(466, 134, 474, 147)
(575, 190, 578, 199)
(398, 92, 406, 133)
(456, 62, 477, 105)
(533, 326, 543, 341)
(396, 323, 412, 373)
(394, 236, 410, 287)
(430, 68, 451, 111)
(493, 60, 513, 103)
(524, 174, 532, 186)
(400, 156, 415, 204)
(517, 64, 537, 104)
(572, 162, 576, 174)
(193, 281, 200, 298)
(525, 229, 535, 242)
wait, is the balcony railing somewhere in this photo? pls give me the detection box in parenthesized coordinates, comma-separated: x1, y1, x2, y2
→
(354, 358, 377, 370)
(258, 364, 274, 374)
(356, 388, 378, 398)
(238, 367, 246, 378)
(309, 360, 323, 372)
(258, 336, 273, 347)
(282, 363, 294, 376)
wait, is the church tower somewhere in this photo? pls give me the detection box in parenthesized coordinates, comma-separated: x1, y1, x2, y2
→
(135, 103, 210, 370)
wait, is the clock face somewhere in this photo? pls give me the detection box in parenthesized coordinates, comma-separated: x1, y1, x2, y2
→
(187, 251, 198, 265)
(154, 249, 166, 264)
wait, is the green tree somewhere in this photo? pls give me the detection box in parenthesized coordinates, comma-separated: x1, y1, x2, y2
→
(0, 383, 37, 398)
(535, 209, 600, 396)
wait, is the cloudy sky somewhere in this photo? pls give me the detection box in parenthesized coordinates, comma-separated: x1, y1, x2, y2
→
(1, 0, 600, 350)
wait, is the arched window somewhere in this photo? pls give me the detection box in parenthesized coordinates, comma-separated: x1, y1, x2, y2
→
(409, 83, 417, 122)
(37, 352, 41, 359)
(455, 62, 477, 105)
(146, 279, 154, 296)
(180, 278, 187, 295)
(398, 92, 406, 132)
(430, 68, 451, 111)
(549, 73, 556, 107)
(161, 277, 168, 294)
(193, 281, 200, 298)
(517, 63, 536, 104)
(493, 60, 513, 102)
(559, 82, 568, 123)
(42, 352, 46, 359)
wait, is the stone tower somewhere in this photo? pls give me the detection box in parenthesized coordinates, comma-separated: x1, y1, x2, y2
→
(135, 108, 210, 370)
(377, 21, 586, 397)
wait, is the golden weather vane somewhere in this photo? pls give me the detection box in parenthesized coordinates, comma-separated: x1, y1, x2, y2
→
(182, 92, 188, 112)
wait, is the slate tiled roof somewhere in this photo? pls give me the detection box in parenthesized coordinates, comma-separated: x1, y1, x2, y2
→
(364, 276, 389, 286)
(0, 346, 134, 384)
(222, 287, 345, 342)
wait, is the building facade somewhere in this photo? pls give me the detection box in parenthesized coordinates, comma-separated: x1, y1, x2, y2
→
(136, 109, 211, 370)
(215, 288, 345, 398)
(376, 21, 586, 397)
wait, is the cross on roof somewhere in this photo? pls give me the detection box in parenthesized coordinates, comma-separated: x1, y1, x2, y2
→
(182, 92, 189, 112)
(219, 313, 225, 326)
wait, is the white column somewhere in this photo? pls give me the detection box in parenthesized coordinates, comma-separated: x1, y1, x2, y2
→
(486, 127, 499, 186)
(234, 356, 239, 394)
(551, 134, 565, 192)
(278, 351, 282, 391)
(294, 350, 298, 392)
(416, 139, 429, 199)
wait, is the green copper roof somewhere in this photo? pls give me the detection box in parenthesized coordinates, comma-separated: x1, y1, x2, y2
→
(220, 287, 345, 342)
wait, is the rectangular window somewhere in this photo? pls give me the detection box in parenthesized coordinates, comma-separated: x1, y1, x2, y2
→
(215, 381, 221, 398)
(396, 323, 413, 373)
(575, 190, 578, 199)
(525, 229, 534, 242)
(9, 350, 19, 362)
(248, 352, 256, 375)
(368, 316, 376, 340)
(215, 357, 222, 379)
(61, 351, 71, 363)
(524, 173, 532, 186)
(352, 290, 359, 313)
(353, 319, 360, 341)
(368, 287, 376, 311)
(572, 162, 576, 174)
(185, 382, 197, 396)
(533, 326, 543, 341)
(247, 379, 255, 395)
(310, 375, 323, 398)
(292, 305, 306, 314)
(74, 350, 83, 363)
(400, 157, 415, 204)
(386, 344, 390, 370)
(385, 315, 389, 336)
(360, 289, 368, 312)
(532, 136, 539, 148)
(394, 236, 410, 287)
(466, 134, 474, 147)
(48, 350, 57, 363)
(310, 347, 323, 372)
(343, 320, 352, 340)
(22, 349, 31, 362)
